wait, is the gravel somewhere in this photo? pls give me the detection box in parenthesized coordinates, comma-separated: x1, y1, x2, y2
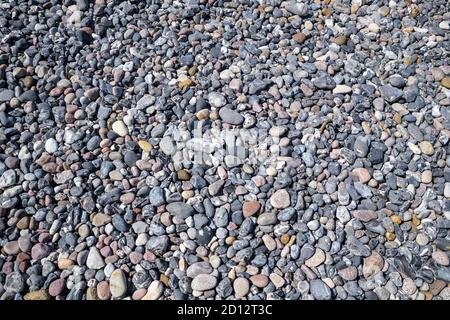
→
(0, 0, 449, 302)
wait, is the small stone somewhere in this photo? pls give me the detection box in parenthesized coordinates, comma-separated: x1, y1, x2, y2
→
(177, 169, 191, 181)
(418, 141, 434, 155)
(208, 92, 227, 107)
(242, 201, 260, 217)
(166, 202, 194, 219)
(441, 77, 450, 89)
(305, 248, 326, 267)
(4, 272, 25, 293)
(338, 266, 358, 281)
(333, 84, 352, 94)
(86, 247, 105, 269)
(283, 1, 309, 16)
(97, 281, 111, 300)
(292, 32, 306, 43)
(249, 274, 269, 288)
(257, 212, 277, 225)
(3, 241, 19, 255)
(191, 274, 217, 291)
(49, 279, 66, 297)
(24, 290, 51, 300)
(31, 243, 49, 260)
(186, 262, 213, 278)
(270, 189, 290, 209)
(149, 187, 165, 206)
(233, 278, 250, 298)
(269, 273, 285, 288)
(109, 269, 127, 298)
(432, 251, 449, 266)
(334, 35, 347, 45)
(310, 279, 332, 300)
(421, 170, 432, 184)
(368, 23, 379, 33)
(92, 213, 111, 226)
(363, 251, 384, 278)
(219, 107, 244, 125)
(159, 136, 177, 156)
(138, 140, 152, 152)
(379, 85, 403, 103)
(112, 120, 128, 137)
(351, 210, 377, 222)
(352, 168, 371, 183)
(142, 280, 164, 300)
(385, 231, 395, 241)
(45, 138, 58, 154)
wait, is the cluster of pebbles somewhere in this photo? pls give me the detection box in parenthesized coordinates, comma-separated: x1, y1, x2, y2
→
(1, 0, 450, 300)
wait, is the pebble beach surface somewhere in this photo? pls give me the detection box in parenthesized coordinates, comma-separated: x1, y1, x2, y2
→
(0, 0, 450, 300)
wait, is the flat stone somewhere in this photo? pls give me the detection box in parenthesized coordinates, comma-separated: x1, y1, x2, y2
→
(110, 269, 127, 298)
(249, 274, 269, 288)
(379, 85, 403, 103)
(283, 1, 309, 17)
(191, 274, 217, 291)
(142, 280, 164, 300)
(233, 278, 250, 298)
(305, 248, 326, 267)
(333, 84, 352, 94)
(49, 278, 66, 297)
(219, 107, 244, 125)
(257, 212, 277, 225)
(270, 189, 290, 209)
(352, 168, 371, 183)
(24, 290, 51, 300)
(3, 241, 20, 255)
(92, 213, 111, 226)
(31, 243, 49, 260)
(310, 279, 332, 300)
(351, 210, 377, 222)
(338, 266, 358, 281)
(166, 202, 194, 219)
(363, 251, 384, 278)
(97, 281, 111, 300)
(86, 247, 105, 269)
(242, 201, 260, 217)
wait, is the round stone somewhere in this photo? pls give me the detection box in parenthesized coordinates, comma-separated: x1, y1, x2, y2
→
(269, 189, 290, 209)
(112, 120, 128, 136)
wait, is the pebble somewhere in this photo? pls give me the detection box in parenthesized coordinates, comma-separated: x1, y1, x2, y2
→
(191, 274, 217, 291)
(112, 120, 128, 137)
(86, 247, 105, 270)
(310, 279, 332, 300)
(233, 278, 250, 298)
(109, 269, 127, 298)
(142, 281, 164, 300)
(0, 0, 448, 302)
(219, 107, 244, 125)
(305, 248, 326, 268)
(270, 189, 290, 209)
